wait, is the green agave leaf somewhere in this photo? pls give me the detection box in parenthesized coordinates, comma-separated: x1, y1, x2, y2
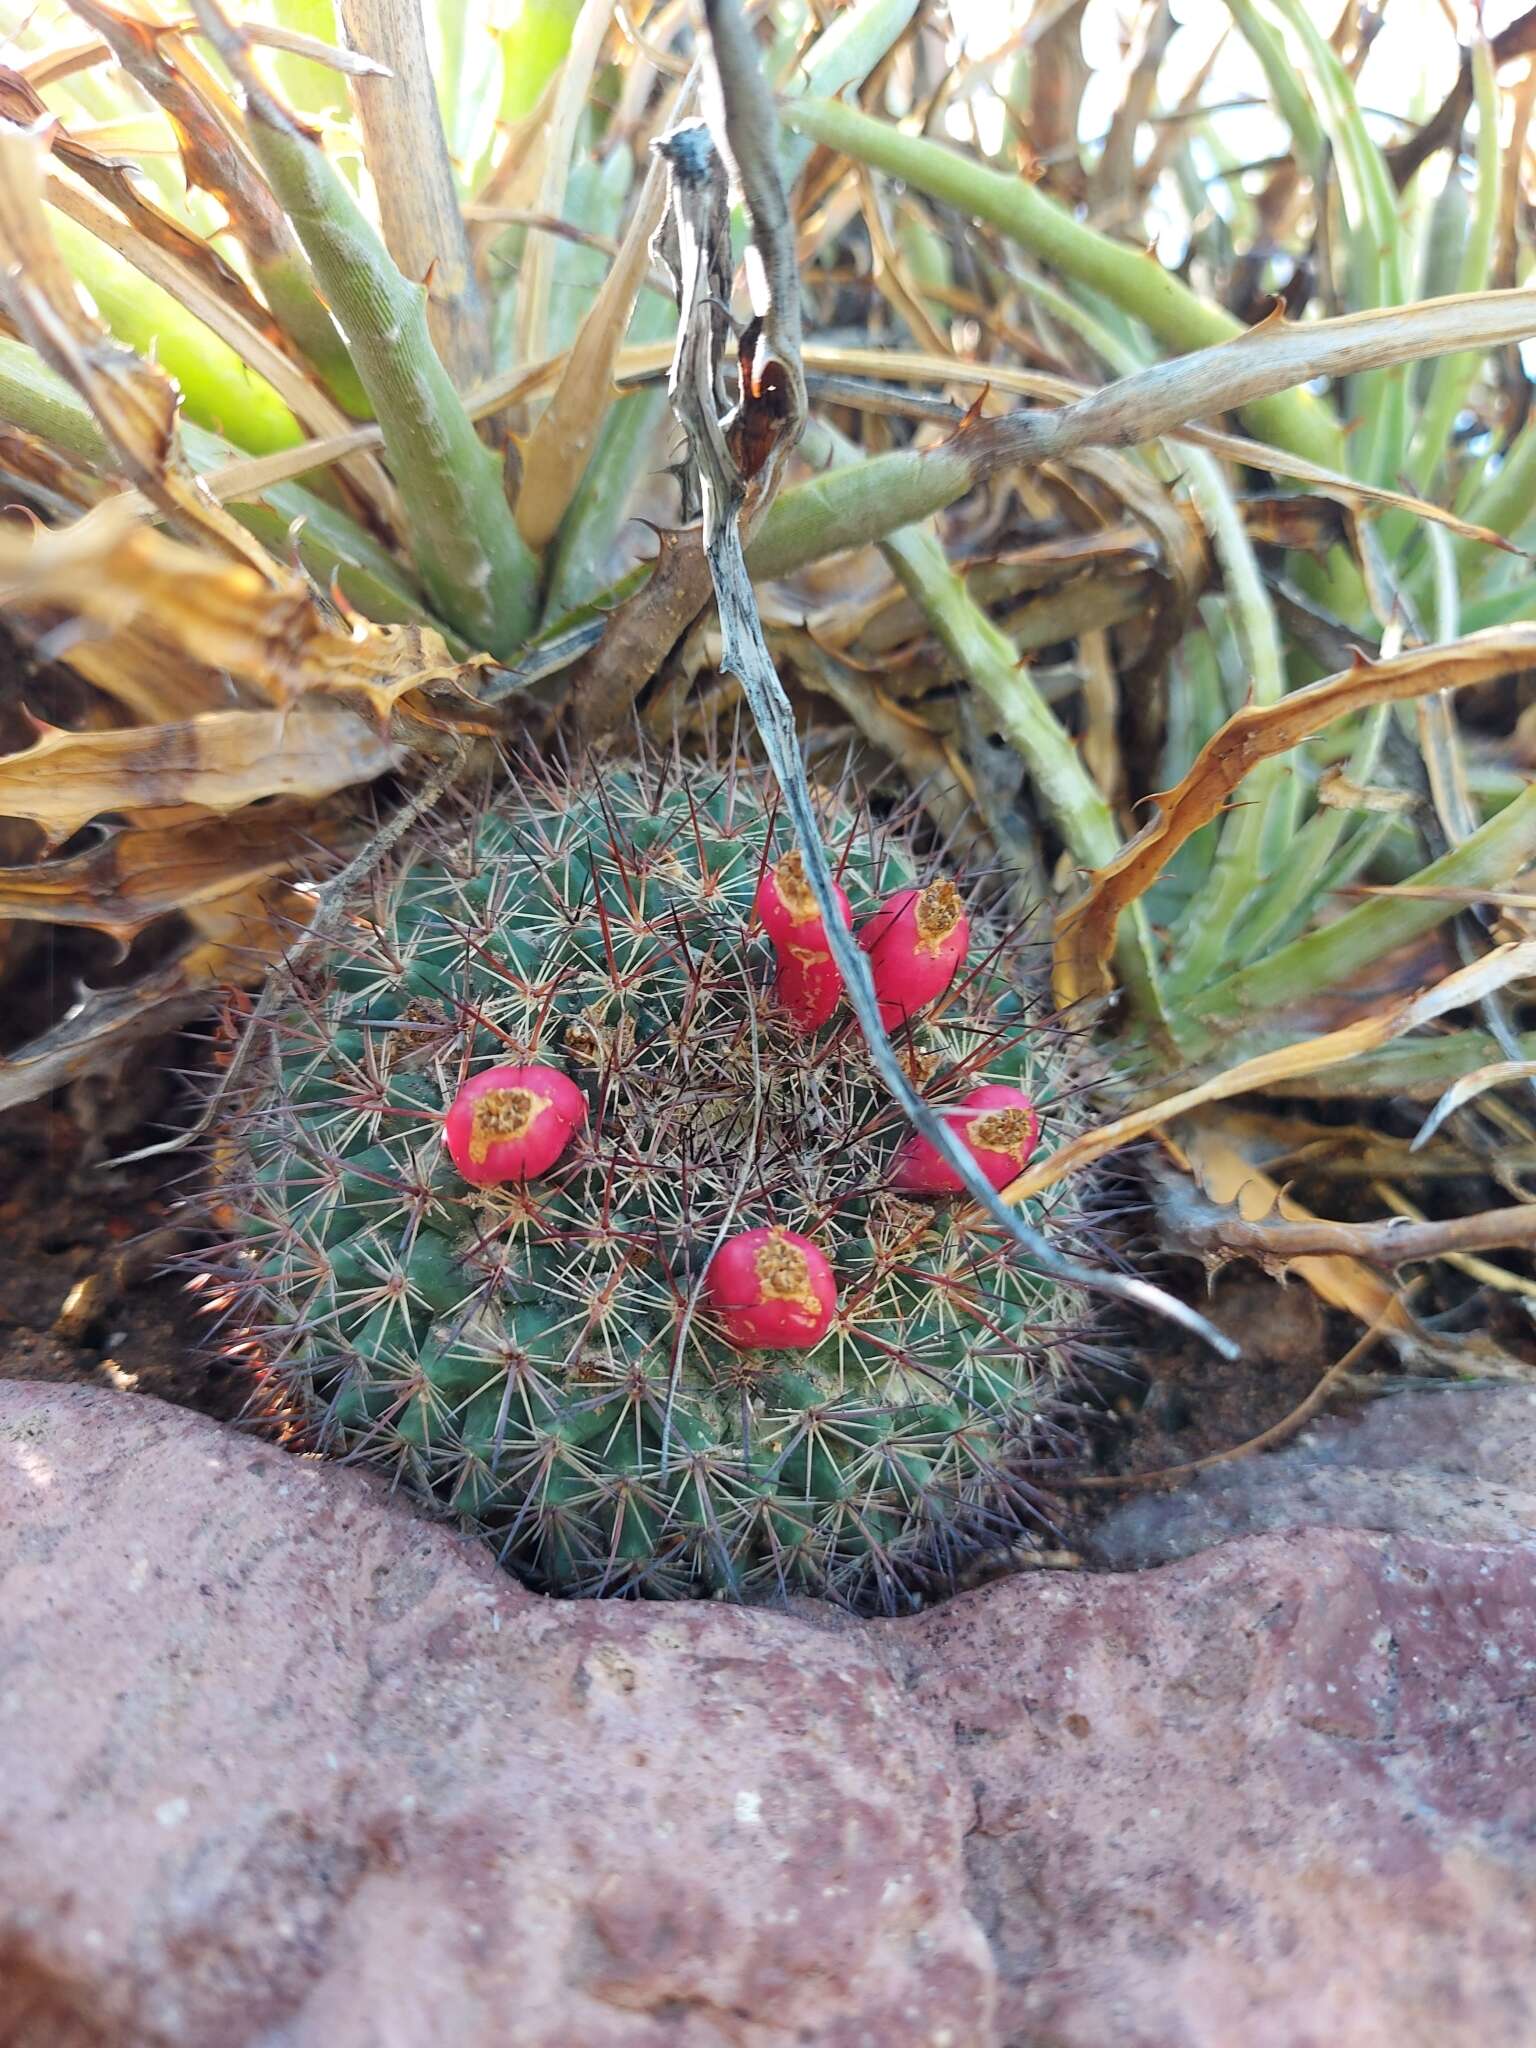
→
(193, 0, 538, 656)
(781, 93, 1345, 467)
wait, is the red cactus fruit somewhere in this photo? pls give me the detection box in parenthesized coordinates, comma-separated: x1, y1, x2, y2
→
(755, 849, 853, 953)
(443, 1064, 587, 1186)
(705, 1226, 837, 1350)
(891, 1083, 1040, 1197)
(858, 879, 969, 1027)
(775, 947, 844, 1033)
(757, 850, 854, 1031)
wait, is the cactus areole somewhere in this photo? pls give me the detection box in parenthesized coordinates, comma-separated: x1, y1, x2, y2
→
(209, 761, 1085, 1611)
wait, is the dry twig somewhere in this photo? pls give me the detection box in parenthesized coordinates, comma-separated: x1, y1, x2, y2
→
(650, 0, 1236, 1360)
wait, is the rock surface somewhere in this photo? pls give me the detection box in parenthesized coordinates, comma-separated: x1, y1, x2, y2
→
(2, 1384, 1533, 2048)
(1092, 1383, 1536, 1565)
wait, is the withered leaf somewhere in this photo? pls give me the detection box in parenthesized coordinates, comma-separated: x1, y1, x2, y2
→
(0, 952, 226, 1113)
(0, 121, 276, 573)
(1173, 1120, 1411, 1332)
(1054, 625, 1536, 1004)
(0, 804, 351, 937)
(0, 698, 401, 844)
(1002, 941, 1536, 1206)
(0, 505, 476, 719)
(0, 61, 285, 355)
(1164, 1122, 1536, 1375)
(1412, 1057, 1536, 1150)
(0, 878, 311, 1111)
(517, 147, 670, 551)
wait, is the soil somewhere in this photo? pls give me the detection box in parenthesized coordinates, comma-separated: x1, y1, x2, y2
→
(1084, 1268, 1337, 1475)
(0, 1072, 244, 1422)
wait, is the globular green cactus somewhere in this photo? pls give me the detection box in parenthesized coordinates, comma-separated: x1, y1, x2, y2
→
(209, 758, 1091, 1611)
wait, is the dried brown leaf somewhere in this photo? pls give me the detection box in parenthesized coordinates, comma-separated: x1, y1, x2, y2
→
(1167, 1124, 1536, 1374)
(467, 63, 563, 268)
(785, 345, 1523, 558)
(33, 607, 262, 726)
(0, 61, 285, 350)
(1340, 883, 1536, 910)
(16, 37, 109, 90)
(1055, 447, 1207, 609)
(0, 804, 350, 937)
(517, 145, 671, 550)
(0, 421, 107, 512)
(0, 952, 225, 1111)
(1412, 1058, 1536, 1149)
(0, 118, 274, 571)
(0, 503, 476, 717)
(335, 0, 489, 390)
(1174, 1123, 1417, 1329)
(0, 877, 312, 1111)
(1184, 421, 1523, 558)
(856, 164, 951, 359)
(238, 21, 392, 74)
(0, 698, 400, 844)
(1168, 1168, 1536, 1267)
(513, 0, 616, 371)
(44, 175, 403, 532)
(1003, 942, 1536, 1205)
(1054, 626, 1536, 1004)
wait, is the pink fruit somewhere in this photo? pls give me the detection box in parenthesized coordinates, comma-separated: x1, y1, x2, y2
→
(754, 850, 852, 953)
(443, 1063, 587, 1186)
(891, 1083, 1039, 1196)
(775, 947, 844, 1032)
(858, 880, 969, 1027)
(705, 1226, 837, 1350)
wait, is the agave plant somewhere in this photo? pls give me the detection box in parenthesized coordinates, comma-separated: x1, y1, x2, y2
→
(2, 0, 1535, 1397)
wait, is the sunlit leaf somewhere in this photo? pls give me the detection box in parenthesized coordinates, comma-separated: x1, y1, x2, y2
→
(1055, 628, 1536, 1005)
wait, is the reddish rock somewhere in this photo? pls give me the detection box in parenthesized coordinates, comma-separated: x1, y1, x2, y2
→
(920, 1531, 1536, 2047)
(0, 1389, 988, 2048)
(1093, 1384, 1536, 1565)
(1, 1384, 1533, 2047)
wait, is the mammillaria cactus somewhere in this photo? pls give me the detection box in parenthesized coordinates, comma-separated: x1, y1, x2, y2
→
(207, 757, 1088, 1611)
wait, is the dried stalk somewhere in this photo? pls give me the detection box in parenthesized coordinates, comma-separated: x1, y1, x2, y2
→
(335, 0, 490, 391)
(652, 0, 1235, 1361)
(752, 290, 1536, 580)
(1155, 1172, 1536, 1269)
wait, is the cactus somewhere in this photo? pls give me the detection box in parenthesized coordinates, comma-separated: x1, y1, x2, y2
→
(208, 758, 1090, 1611)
